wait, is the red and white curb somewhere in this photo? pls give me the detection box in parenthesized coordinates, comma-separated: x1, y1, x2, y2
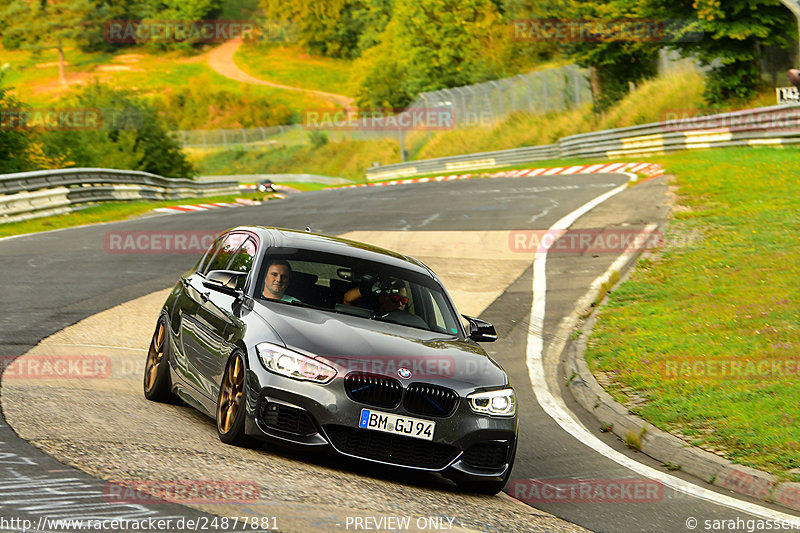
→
(338, 162, 664, 189)
(153, 198, 261, 214)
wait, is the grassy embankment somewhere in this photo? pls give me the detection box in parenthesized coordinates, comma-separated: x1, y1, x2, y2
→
(585, 147, 800, 478)
(1, 43, 337, 123)
(192, 67, 774, 180)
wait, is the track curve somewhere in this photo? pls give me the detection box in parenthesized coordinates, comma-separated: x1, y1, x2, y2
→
(2, 174, 797, 532)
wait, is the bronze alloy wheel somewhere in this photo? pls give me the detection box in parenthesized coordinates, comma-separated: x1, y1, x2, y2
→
(144, 321, 165, 393)
(218, 355, 244, 435)
(143, 316, 175, 403)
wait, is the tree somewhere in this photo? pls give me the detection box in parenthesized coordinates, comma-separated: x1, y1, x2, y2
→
(1, 0, 92, 85)
(642, 0, 796, 105)
(258, 0, 392, 59)
(0, 74, 71, 173)
(41, 83, 195, 179)
(392, 0, 507, 96)
(531, 0, 659, 112)
(0, 76, 33, 173)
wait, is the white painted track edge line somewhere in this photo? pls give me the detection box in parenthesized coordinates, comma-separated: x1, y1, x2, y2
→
(524, 178, 800, 522)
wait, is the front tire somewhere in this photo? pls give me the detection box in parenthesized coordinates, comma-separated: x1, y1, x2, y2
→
(143, 315, 175, 402)
(216, 352, 253, 447)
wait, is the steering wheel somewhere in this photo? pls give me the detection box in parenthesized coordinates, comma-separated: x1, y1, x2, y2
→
(381, 310, 428, 329)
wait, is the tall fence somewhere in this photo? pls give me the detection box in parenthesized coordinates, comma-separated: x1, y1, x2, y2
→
(173, 65, 592, 150)
(408, 65, 591, 128)
(0, 168, 239, 223)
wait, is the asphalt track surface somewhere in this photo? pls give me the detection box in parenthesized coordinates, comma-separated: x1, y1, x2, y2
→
(1, 174, 797, 532)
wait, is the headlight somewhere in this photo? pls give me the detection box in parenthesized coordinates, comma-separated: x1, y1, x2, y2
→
(467, 388, 516, 416)
(256, 343, 336, 384)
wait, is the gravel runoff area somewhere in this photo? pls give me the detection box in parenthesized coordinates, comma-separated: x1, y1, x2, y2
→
(2, 231, 587, 533)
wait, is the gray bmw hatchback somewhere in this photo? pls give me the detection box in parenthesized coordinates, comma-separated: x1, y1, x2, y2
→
(144, 227, 517, 494)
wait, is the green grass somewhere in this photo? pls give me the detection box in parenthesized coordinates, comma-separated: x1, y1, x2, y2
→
(2, 43, 338, 115)
(189, 138, 400, 181)
(235, 42, 355, 97)
(0, 192, 271, 238)
(584, 146, 800, 477)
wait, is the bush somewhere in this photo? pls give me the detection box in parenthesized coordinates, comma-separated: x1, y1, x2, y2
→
(307, 130, 329, 148)
(41, 82, 195, 179)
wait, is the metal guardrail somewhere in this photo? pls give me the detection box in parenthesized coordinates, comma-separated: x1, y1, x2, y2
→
(366, 104, 800, 180)
(197, 173, 350, 185)
(0, 168, 239, 223)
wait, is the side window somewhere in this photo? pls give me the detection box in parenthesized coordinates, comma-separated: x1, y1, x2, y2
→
(204, 233, 245, 274)
(227, 237, 257, 274)
(197, 236, 225, 274)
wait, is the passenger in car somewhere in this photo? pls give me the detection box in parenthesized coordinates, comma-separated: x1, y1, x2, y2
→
(343, 279, 407, 316)
(262, 260, 301, 303)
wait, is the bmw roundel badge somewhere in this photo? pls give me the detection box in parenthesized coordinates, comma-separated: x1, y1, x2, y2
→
(398, 368, 412, 379)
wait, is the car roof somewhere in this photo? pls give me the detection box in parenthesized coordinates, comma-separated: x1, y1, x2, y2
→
(233, 226, 434, 277)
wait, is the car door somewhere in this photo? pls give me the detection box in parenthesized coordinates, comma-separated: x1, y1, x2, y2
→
(171, 235, 225, 389)
(191, 234, 258, 401)
(178, 232, 243, 399)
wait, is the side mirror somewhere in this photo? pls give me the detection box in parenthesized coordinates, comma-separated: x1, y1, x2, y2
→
(204, 270, 246, 296)
(462, 315, 497, 342)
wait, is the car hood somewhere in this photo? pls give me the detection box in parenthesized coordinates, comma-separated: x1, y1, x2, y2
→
(252, 302, 508, 389)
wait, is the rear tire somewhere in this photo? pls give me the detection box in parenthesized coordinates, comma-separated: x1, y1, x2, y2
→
(143, 315, 176, 403)
(216, 351, 254, 447)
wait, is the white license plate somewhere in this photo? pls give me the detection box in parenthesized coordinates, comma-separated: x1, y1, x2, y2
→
(358, 409, 435, 441)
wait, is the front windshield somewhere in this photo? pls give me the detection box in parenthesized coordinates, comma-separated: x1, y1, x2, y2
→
(255, 248, 462, 335)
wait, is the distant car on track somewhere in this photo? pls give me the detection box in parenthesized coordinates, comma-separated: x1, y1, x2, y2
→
(144, 226, 517, 494)
(256, 179, 276, 193)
